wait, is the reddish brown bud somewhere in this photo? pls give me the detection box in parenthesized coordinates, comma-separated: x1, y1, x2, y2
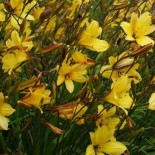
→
(42, 122, 64, 135)
(39, 8, 52, 21)
(4, 0, 13, 12)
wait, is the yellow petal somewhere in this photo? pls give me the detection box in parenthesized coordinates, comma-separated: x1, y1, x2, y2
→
(125, 35, 135, 41)
(130, 12, 138, 32)
(2, 53, 18, 74)
(96, 152, 104, 155)
(11, 30, 21, 46)
(98, 104, 104, 113)
(137, 12, 151, 29)
(21, 13, 35, 20)
(0, 11, 5, 21)
(86, 21, 102, 38)
(10, 0, 23, 9)
(72, 51, 87, 63)
(136, 36, 154, 46)
(127, 69, 142, 84)
(22, 41, 33, 50)
(108, 117, 120, 130)
(6, 30, 21, 48)
(71, 72, 88, 83)
(113, 75, 130, 93)
(148, 93, 155, 110)
(95, 126, 109, 145)
(107, 106, 116, 117)
(85, 144, 95, 155)
(118, 92, 133, 109)
(59, 63, 71, 75)
(0, 114, 9, 130)
(143, 25, 155, 36)
(0, 103, 15, 116)
(65, 79, 74, 93)
(90, 132, 95, 145)
(78, 34, 109, 52)
(104, 90, 118, 106)
(102, 141, 127, 155)
(16, 50, 28, 62)
(137, 15, 153, 37)
(120, 22, 133, 39)
(10, 16, 21, 29)
(87, 38, 110, 52)
(0, 92, 4, 104)
(57, 75, 65, 85)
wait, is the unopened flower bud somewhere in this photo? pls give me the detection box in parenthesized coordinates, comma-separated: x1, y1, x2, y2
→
(39, 8, 52, 21)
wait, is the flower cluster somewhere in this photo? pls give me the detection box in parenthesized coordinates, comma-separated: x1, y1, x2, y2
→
(0, 0, 155, 154)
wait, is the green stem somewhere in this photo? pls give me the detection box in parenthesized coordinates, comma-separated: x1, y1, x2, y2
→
(0, 131, 6, 152)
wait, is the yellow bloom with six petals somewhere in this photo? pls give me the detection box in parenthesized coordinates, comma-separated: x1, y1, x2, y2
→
(121, 12, 155, 46)
(85, 125, 127, 155)
(78, 20, 109, 52)
(96, 105, 120, 140)
(57, 63, 88, 93)
(104, 75, 133, 110)
(6, 30, 33, 50)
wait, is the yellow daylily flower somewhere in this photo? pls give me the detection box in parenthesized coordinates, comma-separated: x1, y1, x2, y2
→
(18, 85, 51, 113)
(96, 105, 120, 140)
(57, 63, 88, 93)
(2, 50, 28, 75)
(0, 92, 15, 130)
(78, 20, 109, 52)
(104, 75, 133, 110)
(148, 92, 155, 110)
(72, 51, 96, 67)
(85, 125, 127, 155)
(100, 52, 142, 84)
(121, 12, 155, 46)
(0, 4, 5, 21)
(9, 0, 36, 29)
(6, 30, 33, 50)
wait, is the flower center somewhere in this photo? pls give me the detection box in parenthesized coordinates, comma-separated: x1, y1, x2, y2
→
(65, 74, 71, 80)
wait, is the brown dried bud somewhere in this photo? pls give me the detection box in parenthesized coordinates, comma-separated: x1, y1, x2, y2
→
(42, 43, 62, 53)
(4, 0, 13, 12)
(42, 122, 64, 135)
(39, 8, 52, 21)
